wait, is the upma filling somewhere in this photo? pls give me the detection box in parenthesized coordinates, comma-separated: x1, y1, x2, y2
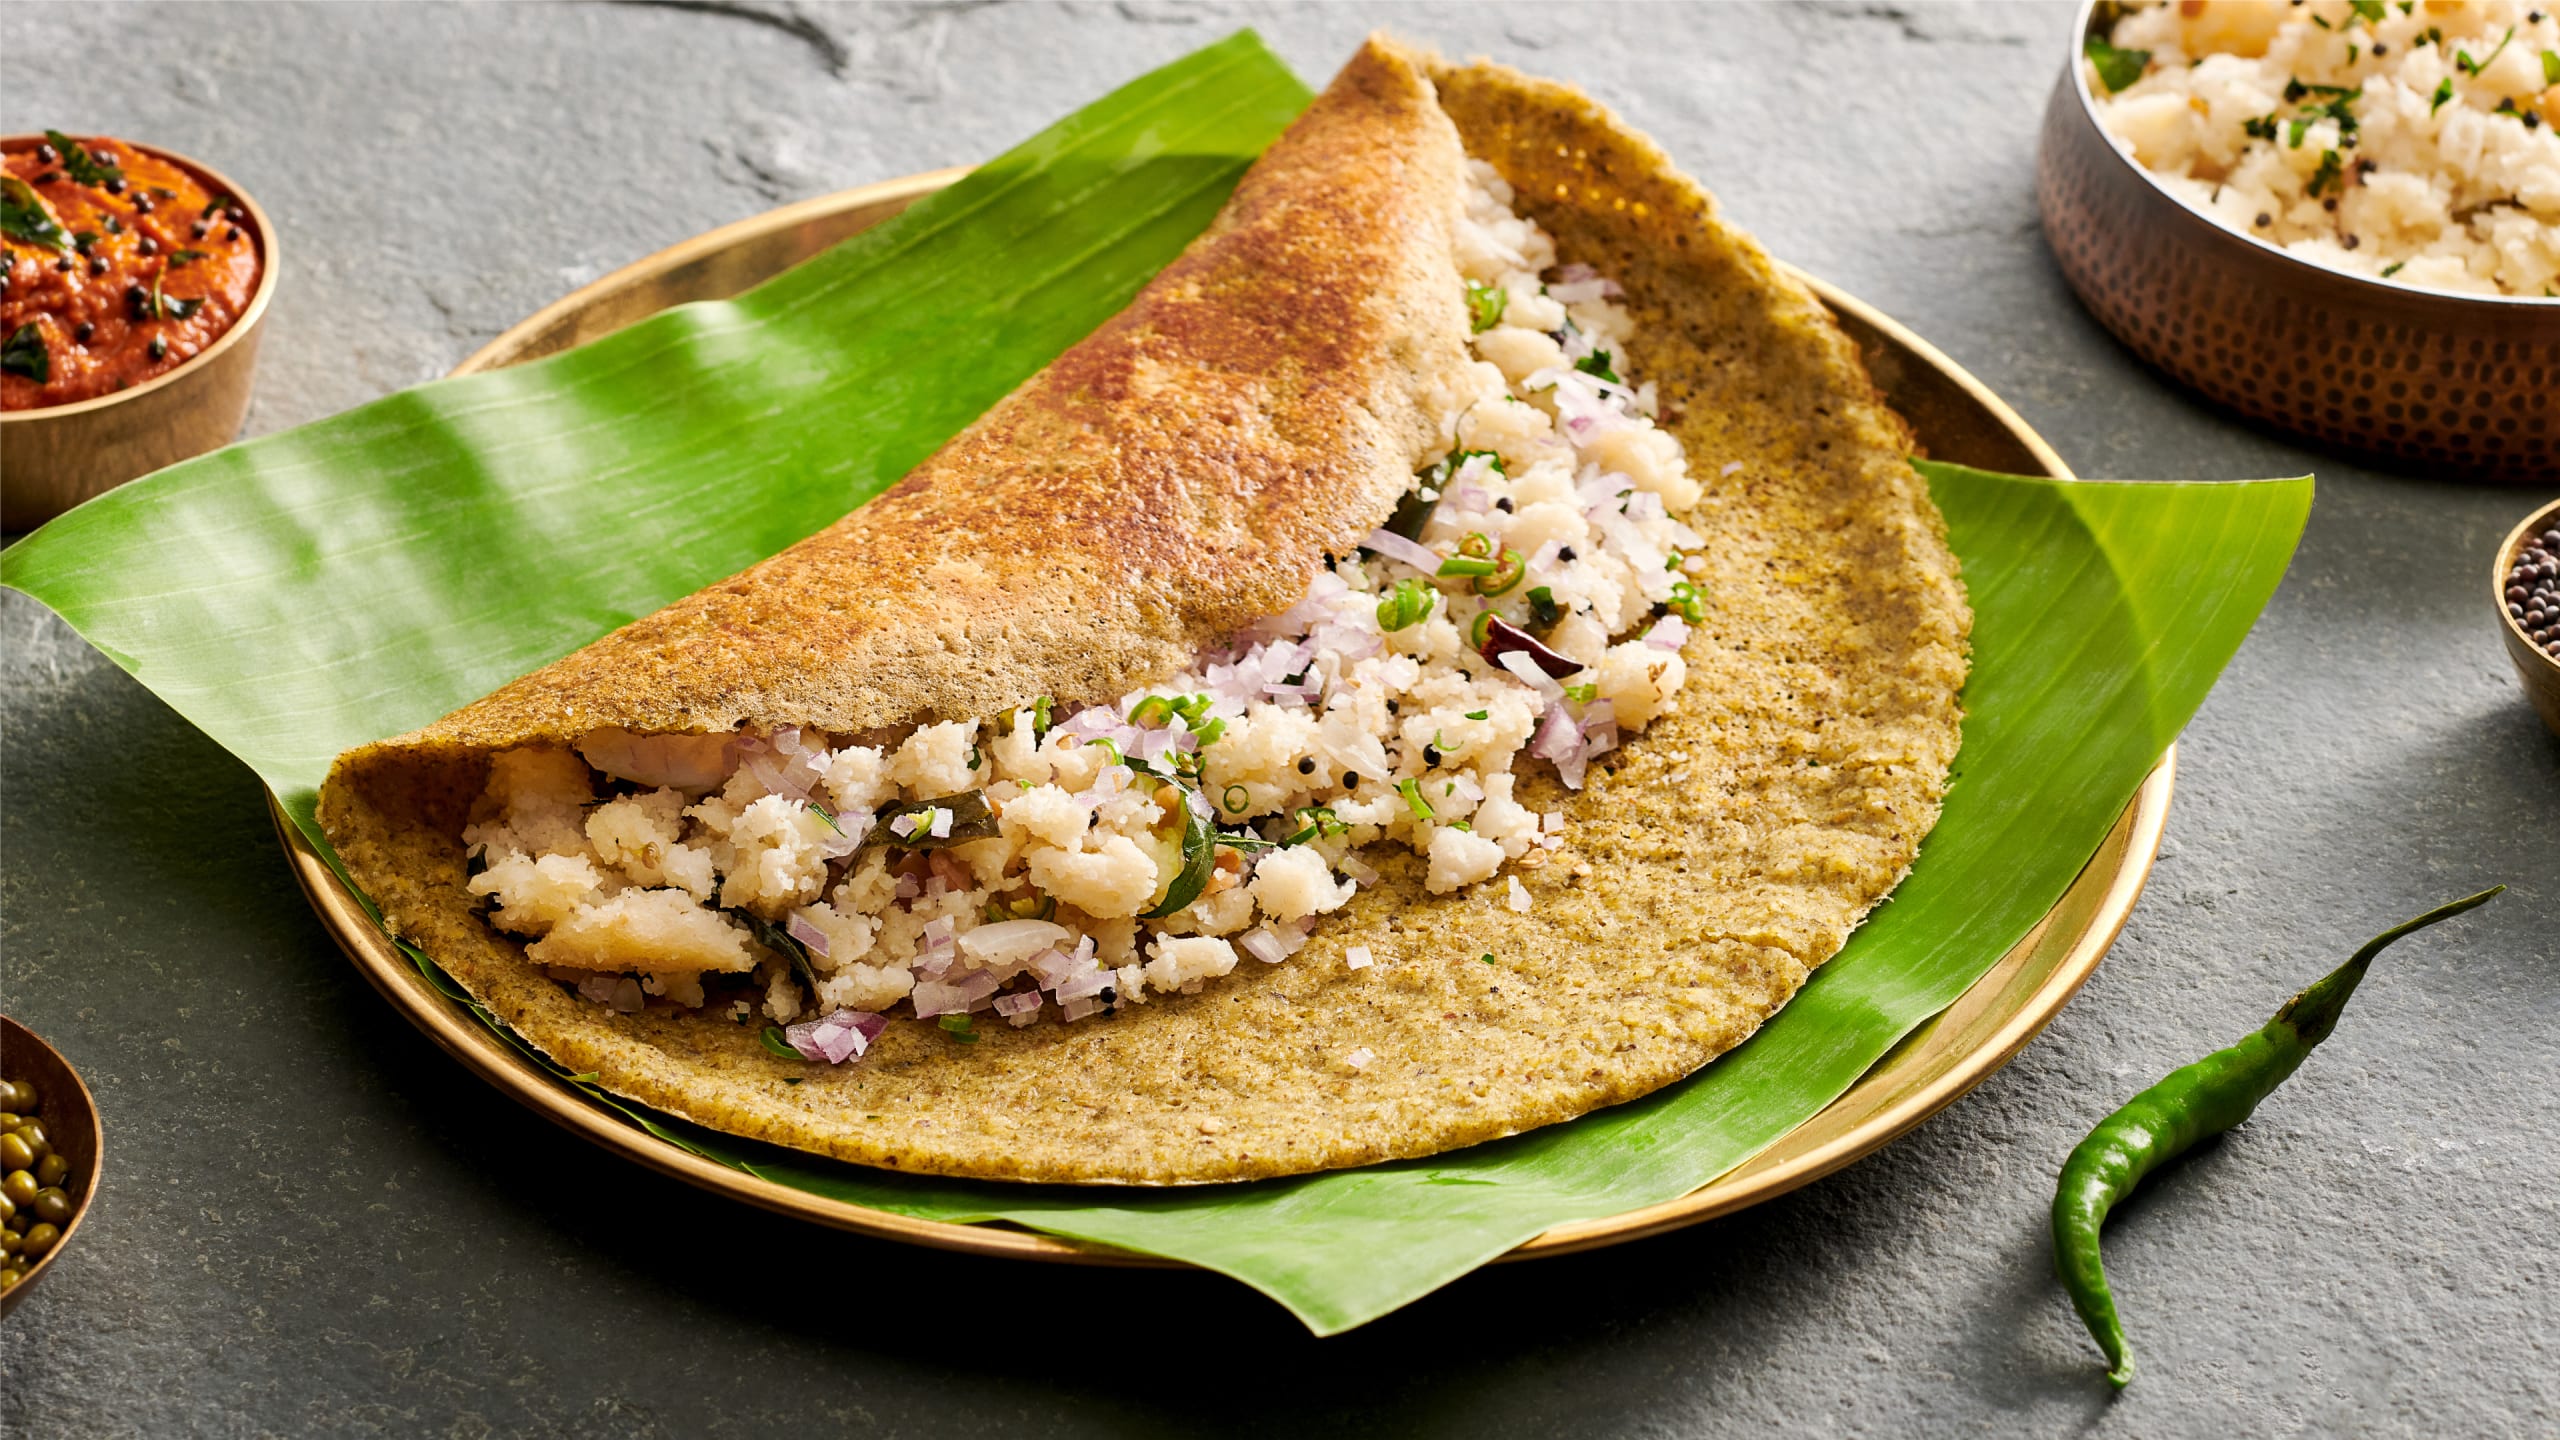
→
(463, 159, 1712, 1056)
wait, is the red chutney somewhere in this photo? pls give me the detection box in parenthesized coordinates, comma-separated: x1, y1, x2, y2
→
(1, 134, 262, 410)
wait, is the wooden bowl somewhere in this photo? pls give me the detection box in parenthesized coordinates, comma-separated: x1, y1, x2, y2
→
(2495, 497, 2560, 739)
(0, 137, 280, 531)
(0, 1016, 103, 1316)
(2037, 1, 2560, 482)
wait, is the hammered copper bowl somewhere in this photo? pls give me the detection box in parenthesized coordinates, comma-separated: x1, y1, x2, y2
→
(2038, 1, 2560, 481)
(0, 136, 279, 530)
(0, 1017, 103, 1317)
(2495, 496, 2560, 738)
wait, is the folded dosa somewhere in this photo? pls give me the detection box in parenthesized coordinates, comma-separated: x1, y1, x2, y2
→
(321, 37, 1969, 1184)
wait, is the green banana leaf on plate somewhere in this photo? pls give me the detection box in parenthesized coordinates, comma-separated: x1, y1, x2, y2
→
(0, 31, 2310, 1335)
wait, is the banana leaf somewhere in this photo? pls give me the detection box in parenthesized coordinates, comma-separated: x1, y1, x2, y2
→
(0, 31, 2313, 1336)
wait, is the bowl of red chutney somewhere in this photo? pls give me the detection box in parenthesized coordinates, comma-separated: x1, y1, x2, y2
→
(1, 131, 277, 529)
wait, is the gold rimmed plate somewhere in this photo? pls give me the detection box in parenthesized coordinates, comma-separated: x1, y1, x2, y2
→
(274, 169, 2172, 1265)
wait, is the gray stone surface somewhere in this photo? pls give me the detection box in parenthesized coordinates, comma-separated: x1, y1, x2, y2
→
(1, 1, 2552, 1435)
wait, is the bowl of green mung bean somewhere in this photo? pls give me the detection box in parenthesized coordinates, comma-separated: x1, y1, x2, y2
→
(0, 1016, 102, 1314)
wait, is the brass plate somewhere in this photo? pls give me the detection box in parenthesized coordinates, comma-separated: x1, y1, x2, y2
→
(275, 169, 2173, 1265)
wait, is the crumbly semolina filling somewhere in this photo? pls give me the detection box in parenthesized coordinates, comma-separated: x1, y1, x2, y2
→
(463, 158, 1713, 1058)
(2090, 0, 2560, 297)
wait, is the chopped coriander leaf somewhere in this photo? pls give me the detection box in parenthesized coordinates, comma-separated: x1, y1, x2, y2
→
(1563, 682, 1599, 704)
(1465, 278, 1507, 333)
(45, 130, 122, 188)
(2242, 114, 2281, 141)
(938, 1015, 980, 1043)
(1465, 709, 1489, 721)
(1526, 585, 1562, 627)
(2380, 260, 2406, 277)
(2306, 148, 2345, 198)
(1479, 953, 1496, 965)
(2, 323, 49, 385)
(2083, 34, 2152, 93)
(2349, 0, 2386, 21)
(1572, 349, 1621, 384)
(0, 177, 67, 251)
(2287, 116, 2312, 148)
(2454, 26, 2514, 76)
(2432, 77, 2456, 113)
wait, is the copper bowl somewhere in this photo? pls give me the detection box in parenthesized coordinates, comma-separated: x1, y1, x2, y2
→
(2495, 496, 2560, 738)
(0, 1016, 103, 1316)
(0, 137, 279, 530)
(2038, 1, 2560, 482)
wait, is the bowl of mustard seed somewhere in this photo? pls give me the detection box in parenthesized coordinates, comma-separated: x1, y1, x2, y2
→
(2494, 496, 2560, 738)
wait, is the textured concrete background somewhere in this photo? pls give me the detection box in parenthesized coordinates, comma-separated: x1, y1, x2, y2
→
(2, 3, 2553, 1436)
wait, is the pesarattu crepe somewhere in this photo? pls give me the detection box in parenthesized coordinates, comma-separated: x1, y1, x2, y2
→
(319, 36, 1969, 1186)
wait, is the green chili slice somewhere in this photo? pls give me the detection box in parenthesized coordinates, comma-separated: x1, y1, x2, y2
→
(1471, 545, 1526, 596)
(1377, 576, 1436, 631)
(2052, 886, 2503, 1389)
(1395, 777, 1434, 822)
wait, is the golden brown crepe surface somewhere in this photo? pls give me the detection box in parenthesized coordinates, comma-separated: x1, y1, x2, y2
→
(320, 38, 1969, 1185)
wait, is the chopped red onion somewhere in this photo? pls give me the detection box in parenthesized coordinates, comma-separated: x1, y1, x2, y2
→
(1531, 703, 1588, 789)
(1550, 263, 1623, 298)
(1052, 965, 1115, 1002)
(928, 806, 953, 840)
(960, 919, 1072, 966)
(1060, 993, 1107, 1022)
(784, 1008, 885, 1064)
(786, 914, 832, 956)
(912, 968, 1000, 1018)
(889, 812, 921, 840)
(1238, 928, 1287, 965)
(992, 991, 1042, 1018)
(1720, 460, 1744, 476)
(1361, 528, 1443, 573)
(1579, 698, 1621, 767)
(893, 871, 921, 900)
(1644, 616, 1689, 651)
(1340, 854, 1379, 886)
(1499, 650, 1566, 703)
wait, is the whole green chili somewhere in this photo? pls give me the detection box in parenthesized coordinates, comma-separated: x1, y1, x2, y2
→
(2052, 885, 2503, 1389)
